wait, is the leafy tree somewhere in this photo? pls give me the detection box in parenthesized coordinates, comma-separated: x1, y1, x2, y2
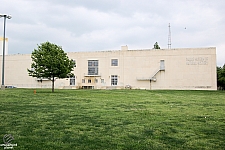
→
(153, 42, 160, 49)
(217, 64, 225, 90)
(28, 41, 75, 92)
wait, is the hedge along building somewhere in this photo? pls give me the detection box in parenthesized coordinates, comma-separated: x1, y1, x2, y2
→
(0, 46, 217, 90)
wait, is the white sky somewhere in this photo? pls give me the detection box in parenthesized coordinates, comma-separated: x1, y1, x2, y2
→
(0, 0, 224, 66)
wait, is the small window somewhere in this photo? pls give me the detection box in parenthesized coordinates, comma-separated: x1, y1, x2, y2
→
(82, 79, 85, 83)
(73, 60, 76, 67)
(70, 76, 75, 85)
(111, 75, 118, 85)
(88, 79, 91, 83)
(101, 79, 104, 83)
(95, 79, 98, 83)
(111, 59, 118, 66)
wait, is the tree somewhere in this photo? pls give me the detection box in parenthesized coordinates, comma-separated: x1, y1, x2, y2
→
(217, 64, 225, 90)
(27, 41, 75, 92)
(153, 42, 160, 49)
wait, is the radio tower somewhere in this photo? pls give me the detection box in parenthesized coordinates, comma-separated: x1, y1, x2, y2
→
(168, 23, 171, 49)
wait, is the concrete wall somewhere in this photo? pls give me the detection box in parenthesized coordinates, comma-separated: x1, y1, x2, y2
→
(0, 47, 217, 90)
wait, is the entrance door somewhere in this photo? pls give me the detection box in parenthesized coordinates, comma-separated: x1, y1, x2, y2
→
(160, 60, 165, 70)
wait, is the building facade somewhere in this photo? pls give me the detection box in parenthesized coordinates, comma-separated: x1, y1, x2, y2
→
(0, 46, 217, 90)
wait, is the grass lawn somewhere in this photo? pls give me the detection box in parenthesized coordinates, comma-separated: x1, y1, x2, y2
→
(0, 89, 225, 150)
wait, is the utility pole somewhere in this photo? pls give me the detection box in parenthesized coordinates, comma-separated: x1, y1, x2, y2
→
(168, 23, 171, 49)
(0, 14, 12, 89)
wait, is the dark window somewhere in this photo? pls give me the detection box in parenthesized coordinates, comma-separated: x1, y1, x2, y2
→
(111, 75, 118, 85)
(73, 60, 76, 67)
(88, 79, 91, 83)
(88, 60, 98, 75)
(70, 76, 75, 85)
(111, 59, 118, 66)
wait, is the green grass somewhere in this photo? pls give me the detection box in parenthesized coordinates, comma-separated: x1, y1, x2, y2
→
(0, 89, 225, 150)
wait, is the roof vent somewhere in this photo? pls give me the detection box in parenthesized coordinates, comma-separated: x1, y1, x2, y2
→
(121, 45, 128, 51)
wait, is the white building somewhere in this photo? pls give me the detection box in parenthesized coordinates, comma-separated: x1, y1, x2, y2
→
(0, 46, 217, 90)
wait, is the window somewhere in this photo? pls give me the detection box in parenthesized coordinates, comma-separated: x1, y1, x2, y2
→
(73, 60, 76, 67)
(70, 76, 75, 85)
(88, 60, 98, 75)
(111, 59, 118, 66)
(82, 79, 85, 83)
(88, 79, 91, 83)
(95, 79, 98, 83)
(101, 79, 104, 83)
(111, 75, 118, 85)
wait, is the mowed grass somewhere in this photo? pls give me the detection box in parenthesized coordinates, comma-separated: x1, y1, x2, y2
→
(0, 89, 225, 150)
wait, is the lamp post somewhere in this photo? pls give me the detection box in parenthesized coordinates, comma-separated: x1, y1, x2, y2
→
(0, 14, 11, 90)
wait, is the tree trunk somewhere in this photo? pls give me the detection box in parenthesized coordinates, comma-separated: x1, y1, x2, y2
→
(52, 77, 54, 92)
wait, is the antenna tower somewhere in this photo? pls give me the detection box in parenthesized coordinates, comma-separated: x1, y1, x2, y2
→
(168, 23, 171, 49)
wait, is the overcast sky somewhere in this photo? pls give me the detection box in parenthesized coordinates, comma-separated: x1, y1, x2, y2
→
(0, 0, 224, 66)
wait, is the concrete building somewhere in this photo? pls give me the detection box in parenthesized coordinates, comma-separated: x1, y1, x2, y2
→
(0, 46, 217, 90)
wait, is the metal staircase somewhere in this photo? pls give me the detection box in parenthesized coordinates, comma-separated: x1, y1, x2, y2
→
(137, 60, 165, 82)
